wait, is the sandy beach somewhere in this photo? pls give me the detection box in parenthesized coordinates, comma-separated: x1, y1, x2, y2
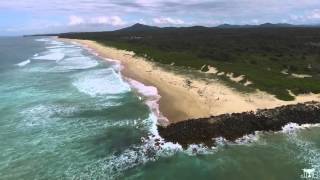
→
(60, 38, 320, 125)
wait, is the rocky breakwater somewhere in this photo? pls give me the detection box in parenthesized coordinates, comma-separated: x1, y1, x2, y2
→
(158, 101, 320, 148)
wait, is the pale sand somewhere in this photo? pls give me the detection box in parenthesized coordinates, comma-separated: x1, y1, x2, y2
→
(61, 38, 320, 124)
(281, 69, 289, 75)
(226, 73, 245, 83)
(291, 73, 312, 78)
(244, 80, 253, 86)
(281, 70, 312, 78)
(200, 65, 218, 74)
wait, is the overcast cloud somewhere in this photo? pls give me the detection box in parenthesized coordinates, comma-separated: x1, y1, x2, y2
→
(1, 0, 320, 35)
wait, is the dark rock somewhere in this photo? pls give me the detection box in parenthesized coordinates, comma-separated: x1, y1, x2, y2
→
(158, 101, 320, 148)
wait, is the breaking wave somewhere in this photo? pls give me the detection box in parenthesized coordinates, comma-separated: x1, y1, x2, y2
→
(32, 52, 65, 61)
(282, 123, 320, 174)
(72, 68, 131, 97)
(56, 57, 99, 70)
(16, 59, 31, 67)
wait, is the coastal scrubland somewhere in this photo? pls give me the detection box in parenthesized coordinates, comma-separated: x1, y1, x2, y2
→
(59, 24, 320, 101)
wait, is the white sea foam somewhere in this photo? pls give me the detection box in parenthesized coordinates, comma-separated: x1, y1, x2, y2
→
(127, 78, 169, 126)
(83, 46, 99, 57)
(68, 145, 150, 179)
(284, 124, 320, 175)
(48, 47, 80, 52)
(234, 133, 261, 144)
(33, 38, 88, 62)
(282, 123, 301, 134)
(35, 38, 50, 42)
(293, 139, 320, 175)
(19, 104, 76, 127)
(33, 39, 66, 61)
(209, 122, 320, 148)
(20, 104, 55, 127)
(212, 122, 320, 147)
(46, 45, 64, 49)
(16, 59, 31, 67)
(110, 62, 123, 73)
(63, 113, 181, 179)
(57, 57, 98, 70)
(210, 132, 262, 148)
(46, 45, 76, 49)
(64, 50, 83, 57)
(185, 144, 217, 155)
(128, 79, 158, 97)
(100, 58, 124, 74)
(26, 40, 90, 72)
(47, 47, 83, 57)
(32, 52, 65, 61)
(47, 40, 64, 46)
(282, 122, 320, 134)
(72, 69, 131, 97)
(104, 58, 120, 63)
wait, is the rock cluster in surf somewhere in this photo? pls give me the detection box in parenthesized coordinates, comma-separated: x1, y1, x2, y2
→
(158, 101, 320, 147)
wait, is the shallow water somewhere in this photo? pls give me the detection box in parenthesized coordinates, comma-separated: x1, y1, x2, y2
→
(0, 37, 320, 180)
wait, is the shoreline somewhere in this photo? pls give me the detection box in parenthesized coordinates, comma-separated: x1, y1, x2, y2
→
(60, 38, 320, 125)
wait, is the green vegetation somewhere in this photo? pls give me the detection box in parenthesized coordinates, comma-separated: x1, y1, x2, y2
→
(59, 25, 320, 100)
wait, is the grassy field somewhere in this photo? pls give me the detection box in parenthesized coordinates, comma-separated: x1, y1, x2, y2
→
(59, 25, 320, 100)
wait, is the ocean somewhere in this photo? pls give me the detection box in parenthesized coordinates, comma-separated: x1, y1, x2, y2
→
(0, 37, 320, 180)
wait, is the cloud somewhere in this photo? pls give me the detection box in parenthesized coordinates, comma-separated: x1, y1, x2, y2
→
(2, 0, 320, 35)
(68, 15, 126, 26)
(138, 18, 147, 24)
(289, 9, 320, 23)
(307, 9, 320, 20)
(69, 15, 85, 25)
(1, 0, 320, 18)
(90, 16, 126, 26)
(153, 17, 185, 25)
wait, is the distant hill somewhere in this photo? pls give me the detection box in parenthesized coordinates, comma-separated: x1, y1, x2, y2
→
(116, 23, 160, 32)
(259, 23, 294, 27)
(121, 23, 299, 31)
(217, 23, 296, 28)
(121, 23, 320, 30)
(121, 23, 319, 30)
(23, 33, 59, 37)
(25, 23, 320, 37)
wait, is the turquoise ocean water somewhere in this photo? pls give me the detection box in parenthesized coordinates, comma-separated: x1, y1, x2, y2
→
(0, 37, 320, 180)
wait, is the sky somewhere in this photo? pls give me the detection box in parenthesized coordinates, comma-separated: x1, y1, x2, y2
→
(1, 0, 320, 35)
